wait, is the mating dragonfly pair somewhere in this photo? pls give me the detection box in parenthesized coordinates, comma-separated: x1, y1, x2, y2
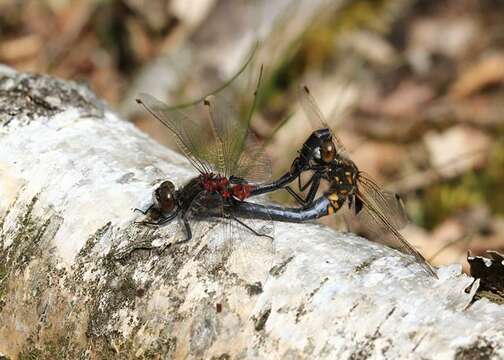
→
(135, 57, 437, 279)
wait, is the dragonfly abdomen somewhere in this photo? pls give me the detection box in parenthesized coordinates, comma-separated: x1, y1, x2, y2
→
(326, 192, 348, 214)
(232, 197, 331, 223)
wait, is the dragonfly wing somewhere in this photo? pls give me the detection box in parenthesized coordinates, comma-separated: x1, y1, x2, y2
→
(203, 66, 272, 183)
(237, 132, 272, 182)
(137, 44, 262, 178)
(348, 181, 436, 277)
(223, 200, 275, 286)
(185, 191, 230, 269)
(202, 93, 246, 178)
(357, 173, 409, 230)
(299, 86, 349, 158)
(136, 93, 213, 175)
(189, 192, 275, 286)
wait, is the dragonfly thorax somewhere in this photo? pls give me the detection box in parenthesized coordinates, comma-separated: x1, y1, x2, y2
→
(199, 173, 253, 201)
(327, 160, 359, 196)
(201, 173, 229, 194)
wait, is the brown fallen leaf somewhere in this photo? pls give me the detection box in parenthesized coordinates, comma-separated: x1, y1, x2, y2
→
(450, 53, 504, 99)
(0, 35, 42, 63)
(423, 125, 490, 178)
(379, 81, 434, 117)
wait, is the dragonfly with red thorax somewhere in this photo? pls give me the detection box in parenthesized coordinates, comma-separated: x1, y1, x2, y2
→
(135, 49, 272, 236)
(134, 51, 276, 285)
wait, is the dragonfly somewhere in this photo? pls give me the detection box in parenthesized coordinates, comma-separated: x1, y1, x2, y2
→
(235, 87, 437, 278)
(134, 55, 275, 284)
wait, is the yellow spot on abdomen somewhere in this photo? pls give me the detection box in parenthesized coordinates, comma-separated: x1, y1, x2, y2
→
(328, 193, 339, 202)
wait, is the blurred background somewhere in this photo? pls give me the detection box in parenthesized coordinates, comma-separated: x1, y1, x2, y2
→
(1, 0, 503, 272)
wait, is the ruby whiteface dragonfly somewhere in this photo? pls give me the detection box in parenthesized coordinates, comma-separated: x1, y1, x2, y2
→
(234, 86, 437, 278)
(134, 55, 275, 285)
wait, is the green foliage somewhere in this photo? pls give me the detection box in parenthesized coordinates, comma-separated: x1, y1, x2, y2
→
(420, 136, 504, 229)
(484, 138, 504, 213)
(260, 0, 408, 119)
(421, 173, 484, 229)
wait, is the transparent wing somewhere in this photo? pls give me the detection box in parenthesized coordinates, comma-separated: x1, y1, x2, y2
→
(236, 132, 272, 182)
(137, 46, 271, 182)
(299, 86, 349, 158)
(223, 200, 275, 286)
(202, 81, 272, 182)
(136, 93, 213, 175)
(347, 178, 436, 277)
(357, 173, 409, 230)
(189, 192, 275, 286)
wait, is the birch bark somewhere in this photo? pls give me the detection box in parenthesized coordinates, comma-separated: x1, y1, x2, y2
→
(0, 68, 503, 360)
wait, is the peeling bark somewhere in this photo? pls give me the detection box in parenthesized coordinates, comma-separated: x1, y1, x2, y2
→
(1, 69, 504, 360)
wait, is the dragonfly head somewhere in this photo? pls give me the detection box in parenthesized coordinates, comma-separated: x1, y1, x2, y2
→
(321, 139, 337, 163)
(312, 138, 337, 165)
(303, 128, 337, 165)
(154, 180, 177, 214)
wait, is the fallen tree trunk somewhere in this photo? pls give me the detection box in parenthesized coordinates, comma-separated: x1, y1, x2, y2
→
(1, 68, 503, 360)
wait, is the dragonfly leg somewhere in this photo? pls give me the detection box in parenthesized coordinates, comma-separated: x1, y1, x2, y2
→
(298, 164, 327, 190)
(286, 187, 310, 206)
(156, 212, 179, 225)
(229, 175, 247, 184)
(229, 214, 273, 240)
(134, 204, 154, 215)
(135, 208, 178, 226)
(249, 170, 299, 196)
(175, 214, 193, 244)
(298, 172, 314, 192)
(287, 173, 322, 207)
(303, 174, 321, 206)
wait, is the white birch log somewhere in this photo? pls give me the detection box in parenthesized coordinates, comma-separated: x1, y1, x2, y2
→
(1, 69, 503, 360)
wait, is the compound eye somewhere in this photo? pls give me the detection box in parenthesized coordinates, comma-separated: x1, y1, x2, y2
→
(321, 141, 336, 163)
(156, 181, 176, 213)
